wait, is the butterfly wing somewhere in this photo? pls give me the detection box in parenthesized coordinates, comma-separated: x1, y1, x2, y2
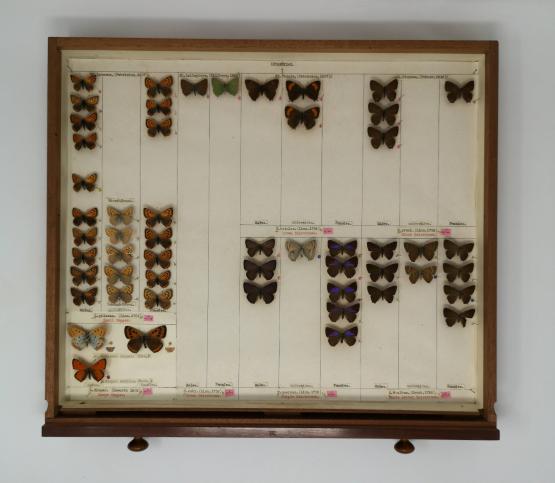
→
(211, 78, 225, 97)
(443, 308, 460, 327)
(262, 78, 279, 100)
(444, 81, 460, 103)
(67, 324, 89, 350)
(326, 302, 342, 322)
(343, 326, 359, 346)
(226, 76, 239, 96)
(422, 241, 438, 261)
(367, 103, 384, 125)
(245, 239, 261, 257)
(382, 263, 398, 283)
(405, 265, 419, 284)
(70, 266, 85, 286)
(326, 256, 341, 277)
(383, 126, 399, 149)
(285, 240, 302, 261)
(342, 257, 358, 278)
(180, 79, 194, 96)
(145, 325, 167, 353)
(421, 265, 437, 283)
(88, 358, 107, 382)
(159, 118, 172, 137)
(367, 127, 383, 149)
(156, 249, 172, 269)
(443, 285, 459, 304)
(157, 270, 172, 288)
(125, 325, 145, 353)
(143, 288, 158, 310)
(71, 359, 88, 382)
(343, 303, 360, 323)
(260, 260, 277, 280)
(87, 325, 108, 350)
(382, 285, 397, 303)
(305, 80, 321, 101)
(460, 285, 476, 304)
(260, 282, 278, 304)
(285, 80, 302, 101)
(461, 81, 474, 103)
(367, 285, 381, 303)
(243, 282, 260, 304)
(243, 259, 260, 281)
(383, 104, 399, 125)
(195, 78, 208, 96)
(157, 227, 173, 248)
(244, 79, 262, 101)
(370, 80, 385, 102)
(343, 282, 358, 303)
(366, 263, 381, 282)
(327, 283, 342, 303)
(284, 106, 302, 129)
(302, 239, 317, 260)
(444, 240, 458, 259)
(301, 107, 320, 130)
(325, 327, 341, 347)
(404, 242, 420, 262)
(459, 263, 474, 282)
(384, 79, 398, 101)
(260, 239, 275, 257)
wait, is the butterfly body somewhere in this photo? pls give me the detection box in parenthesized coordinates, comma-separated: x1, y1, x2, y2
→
(284, 105, 320, 130)
(445, 80, 474, 103)
(405, 264, 437, 284)
(444, 307, 475, 327)
(181, 78, 208, 96)
(326, 256, 358, 278)
(325, 326, 358, 347)
(366, 262, 398, 283)
(245, 238, 275, 257)
(70, 74, 97, 92)
(72, 173, 97, 192)
(124, 325, 167, 353)
(211, 77, 239, 97)
(243, 259, 276, 281)
(367, 284, 397, 303)
(367, 126, 398, 149)
(327, 282, 358, 303)
(243, 281, 278, 304)
(145, 76, 173, 98)
(285, 80, 321, 102)
(244, 78, 279, 101)
(367, 240, 397, 260)
(285, 239, 317, 261)
(67, 323, 107, 350)
(72, 358, 106, 382)
(144, 289, 173, 310)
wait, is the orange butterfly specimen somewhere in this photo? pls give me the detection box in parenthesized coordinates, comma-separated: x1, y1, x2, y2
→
(70, 112, 97, 132)
(104, 264, 134, 284)
(72, 358, 106, 382)
(72, 173, 97, 192)
(143, 207, 173, 227)
(105, 226, 133, 244)
(70, 287, 98, 306)
(72, 227, 97, 246)
(70, 94, 99, 112)
(72, 207, 98, 226)
(285, 80, 321, 102)
(145, 269, 171, 288)
(70, 265, 98, 285)
(124, 325, 167, 353)
(72, 247, 97, 266)
(106, 244, 134, 264)
(146, 98, 172, 115)
(145, 75, 173, 98)
(106, 283, 134, 304)
(106, 206, 134, 225)
(144, 289, 173, 310)
(73, 133, 97, 150)
(144, 249, 172, 269)
(70, 73, 97, 92)
(145, 227, 172, 249)
(146, 117, 172, 137)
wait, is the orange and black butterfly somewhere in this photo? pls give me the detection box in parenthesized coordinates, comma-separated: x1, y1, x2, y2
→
(106, 244, 134, 264)
(104, 264, 134, 285)
(367, 126, 398, 149)
(180, 78, 208, 96)
(245, 238, 275, 257)
(444, 284, 475, 304)
(285, 105, 320, 130)
(370, 79, 398, 102)
(72, 227, 97, 246)
(146, 117, 172, 137)
(144, 207, 174, 227)
(71, 286, 98, 306)
(145, 269, 171, 288)
(70, 265, 98, 286)
(368, 103, 399, 126)
(443, 262, 474, 283)
(145, 76, 173, 98)
(144, 289, 173, 310)
(146, 98, 172, 116)
(145, 227, 172, 249)
(72, 247, 97, 266)
(124, 325, 167, 352)
(107, 284, 134, 304)
(73, 133, 97, 150)
(72, 173, 97, 192)
(445, 80, 474, 103)
(244, 78, 279, 101)
(70, 112, 97, 132)
(367, 284, 397, 303)
(70, 94, 99, 112)
(144, 249, 172, 269)
(72, 207, 98, 226)
(444, 307, 475, 327)
(405, 264, 437, 284)
(72, 358, 106, 382)
(70, 73, 97, 92)
(285, 80, 321, 102)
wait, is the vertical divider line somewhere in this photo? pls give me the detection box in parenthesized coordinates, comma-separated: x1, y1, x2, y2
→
(360, 73, 365, 400)
(397, 77, 402, 389)
(205, 76, 211, 389)
(174, 71, 179, 392)
(237, 76, 243, 397)
(435, 79, 441, 390)
(138, 74, 143, 315)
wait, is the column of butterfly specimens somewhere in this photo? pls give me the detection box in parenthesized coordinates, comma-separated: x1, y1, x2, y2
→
(243, 239, 278, 304)
(69, 73, 99, 151)
(366, 240, 399, 303)
(284, 78, 322, 131)
(403, 240, 438, 284)
(367, 79, 400, 149)
(144, 75, 173, 138)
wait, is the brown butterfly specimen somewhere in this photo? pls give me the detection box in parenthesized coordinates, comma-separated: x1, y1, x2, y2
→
(367, 240, 397, 260)
(145, 76, 173, 98)
(443, 262, 474, 283)
(444, 284, 475, 304)
(106, 244, 134, 264)
(72, 173, 97, 192)
(124, 325, 167, 352)
(70, 94, 99, 112)
(181, 78, 208, 96)
(71, 286, 98, 306)
(445, 80, 474, 103)
(145, 269, 171, 288)
(146, 97, 172, 116)
(444, 307, 475, 327)
(243, 259, 276, 281)
(243, 281, 278, 304)
(106, 206, 134, 225)
(105, 226, 133, 244)
(70, 112, 97, 132)
(245, 238, 275, 257)
(367, 284, 397, 303)
(72, 207, 98, 226)
(245, 78, 279, 101)
(285, 80, 321, 102)
(70, 73, 97, 92)
(145, 227, 172, 249)
(144, 289, 173, 310)
(285, 105, 320, 130)
(146, 117, 172, 137)
(326, 302, 360, 323)
(368, 103, 399, 126)
(104, 264, 134, 284)
(370, 79, 398, 102)
(144, 249, 172, 269)
(405, 264, 437, 284)
(404, 241, 438, 262)
(444, 239, 474, 261)
(72, 247, 97, 266)
(366, 262, 398, 283)
(72, 227, 97, 246)
(107, 284, 134, 304)
(144, 207, 174, 227)
(72, 358, 106, 382)
(73, 133, 97, 150)
(70, 265, 98, 286)
(367, 126, 398, 149)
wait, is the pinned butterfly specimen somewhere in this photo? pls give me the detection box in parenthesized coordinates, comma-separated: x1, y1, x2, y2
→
(368, 103, 399, 126)
(145, 269, 171, 288)
(181, 78, 208, 96)
(146, 117, 172, 137)
(145, 97, 172, 116)
(145, 75, 173, 98)
(243, 259, 277, 281)
(370, 79, 398, 102)
(243, 281, 278, 304)
(104, 264, 134, 285)
(285, 239, 317, 261)
(72, 358, 106, 382)
(443, 284, 475, 304)
(70, 287, 98, 306)
(366, 262, 398, 283)
(70, 73, 97, 92)
(70, 265, 98, 286)
(144, 249, 172, 269)
(143, 289, 173, 310)
(72, 247, 97, 266)
(285, 80, 321, 102)
(145, 227, 172, 249)
(70, 112, 97, 132)
(106, 244, 134, 264)
(367, 126, 398, 149)
(106, 206, 133, 225)
(445, 80, 474, 103)
(325, 256, 358, 278)
(284, 105, 320, 130)
(72, 227, 97, 246)
(245, 238, 275, 257)
(70, 94, 99, 112)
(72, 173, 97, 192)
(327, 282, 357, 303)
(326, 302, 360, 323)
(105, 226, 133, 244)
(443, 262, 474, 283)
(67, 323, 107, 350)
(72, 207, 98, 226)
(73, 133, 97, 150)
(444, 307, 475, 327)
(211, 76, 239, 97)
(405, 264, 437, 284)
(444, 239, 474, 261)
(144, 207, 174, 227)
(325, 326, 358, 347)
(367, 284, 397, 303)
(244, 78, 279, 101)
(367, 240, 397, 260)
(107, 284, 134, 304)
(124, 325, 167, 353)
(404, 240, 438, 262)
(328, 239, 357, 257)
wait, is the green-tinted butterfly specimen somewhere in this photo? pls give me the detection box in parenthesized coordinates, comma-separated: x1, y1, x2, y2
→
(367, 126, 398, 149)
(404, 241, 438, 262)
(211, 76, 239, 97)
(443, 284, 475, 304)
(443, 307, 475, 327)
(244, 78, 279, 101)
(181, 78, 208, 96)
(370, 79, 398, 102)
(285, 239, 317, 261)
(445, 80, 474, 103)
(443, 262, 474, 283)
(368, 103, 399, 126)
(444, 240, 474, 261)
(67, 323, 106, 350)
(405, 264, 436, 284)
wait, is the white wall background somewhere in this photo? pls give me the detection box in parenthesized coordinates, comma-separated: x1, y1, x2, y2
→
(1, 1, 554, 481)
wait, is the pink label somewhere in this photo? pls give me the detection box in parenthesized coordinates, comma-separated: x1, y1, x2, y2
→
(440, 391, 451, 400)
(143, 315, 154, 322)
(440, 228, 452, 236)
(224, 388, 235, 398)
(326, 390, 338, 398)
(323, 227, 334, 235)
(142, 387, 153, 396)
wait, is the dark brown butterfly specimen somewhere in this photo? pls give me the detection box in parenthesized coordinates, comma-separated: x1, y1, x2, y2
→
(145, 76, 173, 98)
(405, 264, 437, 284)
(144, 289, 173, 310)
(443, 262, 474, 283)
(404, 241, 438, 262)
(144, 207, 174, 227)
(145, 269, 171, 288)
(368, 103, 399, 126)
(243, 259, 277, 281)
(367, 126, 398, 149)
(72, 207, 98, 226)
(70, 112, 97, 132)
(70, 265, 98, 286)
(145, 227, 173, 249)
(245, 238, 275, 257)
(124, 325, 167, 353)
(146, 98, 172, 116)
(326, 302, 360, 323)
(285, 80, 321, 102)
(444, 240, 474, 261)
(367, 284, 397, 303)
(326, 256, 358, 278)
(243, 281, 278, 304)
(285, 105, 320, 130)
(370, 79, 398, 102)
(146, 117, 172, 137)
(72, 247, 97, 266)
(72, 173, 97, 192)
(144, 249, 173, 269)
(445, 80, 474, 103)
(327, 282, 357, 303)
(70, 94, 99, 112)
(72, 227, 97, 246)
(443, 284, 475, 304)
(244, 78, 279, 101)
(367, 241, 397, 260)
(181, 78, 208, 96)
(443, 307, 475, 327)
(328, 240, 357, 257)
(366, 262, 398, 283)
(325, 325, 358, 347)
(70, 74, 97, 92)
(73, 133, 97, 150)
(71, 287, 98, 306)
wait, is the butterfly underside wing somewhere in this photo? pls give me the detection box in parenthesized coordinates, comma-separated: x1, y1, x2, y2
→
(106, 244, 134, 264)
(124, 325, 167, 353)
(106, 283, 133, 304)
(444, 239, 474, 261)
(67, 323, 107, 350)
(367, 284, 397, 303)
(285, 239, 317, 261)
(104, 264, 134, 285)
(327, 282, 357, 303)
(144, 289, 173, 310)
(325, 326, 358, 347)
(443, 284, 475, 304)
(181, 78, 208, 96)
(211, 77, 239, 96)
(443, 262, 474, 283)
(405, 264, 437, 284)
(445, 80, 474, 103)
(404, 241, 438, 262)
(443, 307, 475, 327)
(367, 240, 397, 260)
(105, 226, 133, 244)
(243, 281, 278, 304)
(72, 358, 106, 382)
